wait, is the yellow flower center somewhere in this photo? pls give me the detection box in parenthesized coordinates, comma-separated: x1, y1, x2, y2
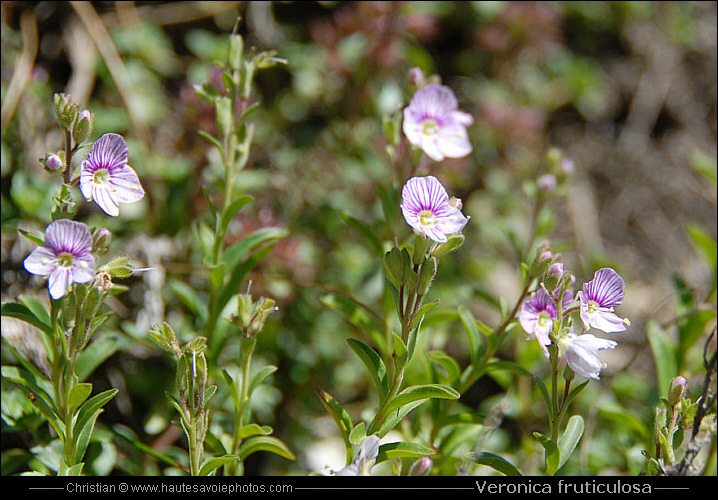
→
(56, 252, 75, 268)
(421, 119, 439, 136)
(93, 168, 110, 185)
(537, 311, 553, 330)
(418, 210, 437, 228)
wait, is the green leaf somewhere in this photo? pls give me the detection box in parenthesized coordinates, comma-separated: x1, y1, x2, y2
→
(235, 424, 274, 440)
(218, 195, 253, 241)
(647, 320, 677, 399)
(198, 455, 239, 476)
(556, 415, 584, 472)
(222, 226, 287, 272)
(392, 332, 408, 367)
(483, 360, 532, 377)
(75, 333, 119, 382)
(436, 411, 487, 430)
(317, 389, 354, 462)
(429, 351, 461, 388)
(18, 228, 45, 246)
(169, 280, 208, 321)
(533, 376, 554, 421)
(349, 421, 367, 445)
(72, 389, 118, 457)
(239, 435, 295, 461)
(68, 383, 93, 415)
(1, 302, 52, 336)
(472, 451, 523, 476)
(347, 338, 389, 402)
(375, 401, 426, 438)
(248, 365, 278, 396)
(342, 213, 383, 257)
(458, 305, 484, 364)
(385, 384, 459, 413)
(375, 442, 436, 464)
(533, 431, 559, 476)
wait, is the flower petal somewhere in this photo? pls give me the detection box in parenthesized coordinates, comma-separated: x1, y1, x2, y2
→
(23, 246, 57, 276)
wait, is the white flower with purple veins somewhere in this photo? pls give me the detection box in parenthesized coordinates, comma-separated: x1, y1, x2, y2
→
(23, 219, 96, 300)
(519, 288, 557, 356)
(403, 84, 474, 162)
(577, 268, 629, 334)
(559, 333, 618, 380)
(80, 133, 145, 217)
(401, 176, 469, 243)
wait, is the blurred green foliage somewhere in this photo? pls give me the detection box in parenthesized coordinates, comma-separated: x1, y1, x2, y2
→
(2, 1, 715, 476)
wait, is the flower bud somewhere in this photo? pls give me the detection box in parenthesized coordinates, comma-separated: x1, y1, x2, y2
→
(544, 262, 564, 291)
(410, 67, 424, 88)
(227, 33, 244, 72)
(537, 174, 557, 193)
(53, 93, 77, 130)
(408, 456, 432, 476)
(92, 227, 112, 253)
(668, 376, 687, 406)
(42, 153, 65, 173)
(72, 109, 93, 144)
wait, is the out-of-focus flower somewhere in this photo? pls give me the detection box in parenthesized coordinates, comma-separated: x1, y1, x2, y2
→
(402, 84, 474, 161)
(335, 435, 381, 476)
(401, 176, 469, 243)
(577, 268, 629, 334)
(23, 219, 96, 300)
(559, 333, 617, 380)
(519, 288, 557, 356)
(80, 133, 145, 217)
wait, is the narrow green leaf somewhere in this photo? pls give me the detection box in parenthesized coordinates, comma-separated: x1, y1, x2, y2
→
(557, 415, 584, 472)
(533, 431, 559, 476)
(218, 195, 253, 240)
(429, 351, 461, 388)
(317, 389, 354, 462)
(436, 411, 487, 430)
(1, 302, 52, 336)
(533, 376, 554, 421)
(458, 305, 484, 364)
(375, 442, 436, 464)
(199, 455, 240, 476)
(222, 227, 287, 271)
(248, 365, 278, 396)
(472, 451, 523, 476)
(483, 360, 532, 377)
(647, 320, 677, 399)
(75, 334, 119, 382)
(385, 384, 459, 413)
(198, 130, 224, 155)
(347, 338, 389, 402)
(73, 389, 118, 449)
(375, 400, 426, 438)
(239, 435, 295, 461)
(342, 213, 383, 256)
(349, 422, 367, 446)
(169, 280, 208, 321)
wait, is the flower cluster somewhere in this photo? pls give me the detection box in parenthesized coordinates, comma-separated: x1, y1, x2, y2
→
(519, 265, 629, 379)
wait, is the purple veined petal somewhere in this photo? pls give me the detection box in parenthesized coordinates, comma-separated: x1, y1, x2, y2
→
(48, 266, 72, 300)
(106, 165, 145, 203)
(518, 288, 556, 356)
(452, 110, 474, 127)
(435, 124, 473, 159)
(71, 253, 97, 284)
(583, 268, 625, 308)
(23, 246, 58, 276)
(92, 184, 120, 217)
(84, 133, 129, 172)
